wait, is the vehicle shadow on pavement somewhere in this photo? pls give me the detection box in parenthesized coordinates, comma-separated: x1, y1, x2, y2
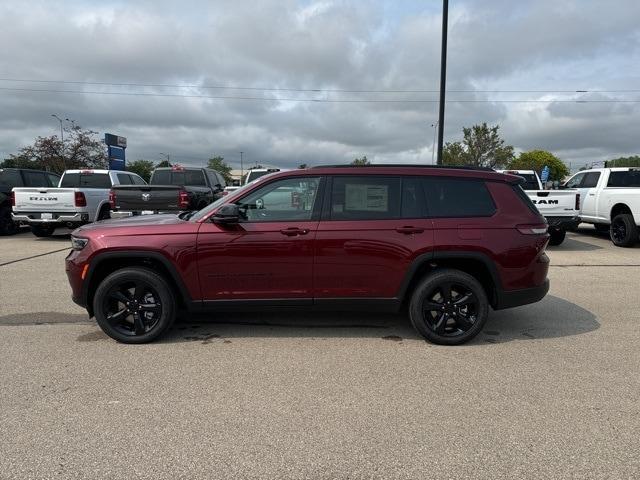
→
(156, 294, 599, 345)
(479, 295, 599, 344)
(164, 311, 418, 343)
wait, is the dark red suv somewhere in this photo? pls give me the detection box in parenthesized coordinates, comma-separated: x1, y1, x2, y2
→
(66, 166, 550, 345)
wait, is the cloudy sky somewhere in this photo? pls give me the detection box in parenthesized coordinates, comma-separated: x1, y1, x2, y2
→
(1, 0, 639, 171)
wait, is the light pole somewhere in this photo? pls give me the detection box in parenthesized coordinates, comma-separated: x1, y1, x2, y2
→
(240, 151, 244, 182)
(436, 0, 449, 165)
(431, 122, 439, 165)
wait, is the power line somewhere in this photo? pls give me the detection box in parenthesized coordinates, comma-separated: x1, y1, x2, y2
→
(0, 86, 639, 103)
(0, 77, 638, 94)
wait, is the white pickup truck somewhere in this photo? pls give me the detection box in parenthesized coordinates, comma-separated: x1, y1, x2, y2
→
(498, 169, 581, 246)
(562, 167, 640, 247)
(12, 169, 146, 237)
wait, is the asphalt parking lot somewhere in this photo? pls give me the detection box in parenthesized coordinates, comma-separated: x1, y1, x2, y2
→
(1, 226, 639, 479)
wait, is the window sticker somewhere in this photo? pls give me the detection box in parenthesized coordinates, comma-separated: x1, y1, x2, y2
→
(345, 184, 388, 211)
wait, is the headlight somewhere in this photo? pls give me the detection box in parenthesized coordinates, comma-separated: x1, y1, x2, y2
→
(71, 236, 89, 251)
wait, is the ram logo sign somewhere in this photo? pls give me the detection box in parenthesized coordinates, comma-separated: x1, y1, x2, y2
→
(142, 193, 151, 202)
(533, 199, 559, 205)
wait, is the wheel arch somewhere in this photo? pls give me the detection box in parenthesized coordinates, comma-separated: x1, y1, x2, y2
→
(83, 251, 194, 317)
(610, 203, 632, 221)
(94, 200, 111, 222)
(397, 252, 501, 308)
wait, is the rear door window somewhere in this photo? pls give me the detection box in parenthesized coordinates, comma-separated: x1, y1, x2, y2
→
(607, 170, 640, 187)
(422, 178, 496, 218)
(329, 176, 401, 220)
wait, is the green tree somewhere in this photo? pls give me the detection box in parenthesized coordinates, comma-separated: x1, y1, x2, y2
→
(443, 123, 514, 169)
(127, 160, 155, 182)
(207, 156, 233, 183)
(298, 163, 308, 169)
(605, 155, 640, 168)
(351, 156, 370, 166)
(508, 150, 569, 181)
(155, 160, 172, 168)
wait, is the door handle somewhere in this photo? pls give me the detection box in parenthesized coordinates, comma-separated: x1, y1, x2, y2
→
(280, 227, 309, 236)
(588, 193, 595, 196)
(396, 226, 425, 235)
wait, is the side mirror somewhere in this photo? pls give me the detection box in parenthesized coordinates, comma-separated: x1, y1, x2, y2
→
(212, 203, 240, 224)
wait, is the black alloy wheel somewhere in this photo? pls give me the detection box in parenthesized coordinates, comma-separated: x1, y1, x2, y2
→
(610, 214, 638, 248)
(94, 268, 176, 343)
(409, 269, 489, 345)
(103, 282, 162, 336)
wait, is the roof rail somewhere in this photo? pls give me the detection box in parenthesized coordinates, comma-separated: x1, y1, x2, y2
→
(311, 164, 495, 172)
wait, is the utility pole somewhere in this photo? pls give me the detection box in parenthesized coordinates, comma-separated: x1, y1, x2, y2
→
(436, 0, 449, 165)
(240, 151, 244, 182)
(51, 114, 66, 169)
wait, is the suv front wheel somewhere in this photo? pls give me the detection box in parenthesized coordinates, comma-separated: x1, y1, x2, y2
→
(409, 269, 489, 345)
(93, 267, 176, 343)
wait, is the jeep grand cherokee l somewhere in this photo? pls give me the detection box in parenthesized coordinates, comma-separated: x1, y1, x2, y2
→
(66, 165, 550, 345)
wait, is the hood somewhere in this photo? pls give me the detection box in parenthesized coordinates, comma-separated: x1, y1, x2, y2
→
(73, 213, 186, 234)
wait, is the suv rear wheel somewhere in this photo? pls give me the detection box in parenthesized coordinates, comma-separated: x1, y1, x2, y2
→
(408, 269, 489, 345)
(93, 267, 176, 343)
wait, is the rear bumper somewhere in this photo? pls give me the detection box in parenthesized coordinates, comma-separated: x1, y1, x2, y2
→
(545, 215, 580, 230)
(494, 278, 550, 310)
(12, 212, 89, 224)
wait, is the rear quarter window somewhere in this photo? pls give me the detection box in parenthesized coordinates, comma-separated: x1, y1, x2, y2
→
(422, 178, 496, 218)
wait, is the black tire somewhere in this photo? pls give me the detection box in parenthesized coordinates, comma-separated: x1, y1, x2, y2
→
(31, 225, 55, 237)
(548, 228, 566, 246)
(93, 267, 176, 344)
(610, 214, 638, 248)
(97, 205, 111, 221)
(0, 206, 19, 235)
(408, 269, 489, 345)
(594, 224, 609, 233)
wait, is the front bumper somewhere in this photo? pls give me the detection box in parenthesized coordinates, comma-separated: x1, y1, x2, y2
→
(12, 212, 89, 224)
(545, 215, 581, 230)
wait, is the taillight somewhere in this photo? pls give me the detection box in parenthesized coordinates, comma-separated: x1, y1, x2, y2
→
(74, 192, 87, 207)
(178, 190, 190, 209)
(10, 191, 15, 207)
(575, 193, 580, 211)
(517, 224, 549, 235)
(109, 189, 116, 209)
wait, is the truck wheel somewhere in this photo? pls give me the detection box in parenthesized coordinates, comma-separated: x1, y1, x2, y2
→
(408, 269, 488, 346)
(548, 228, 566, 246)
(97, 205, 111, 221)
(93, 267, 176, 344)
(31, 225, 55, 237)
(610, 214, 638, 248)
(0, 206, 19, 235)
